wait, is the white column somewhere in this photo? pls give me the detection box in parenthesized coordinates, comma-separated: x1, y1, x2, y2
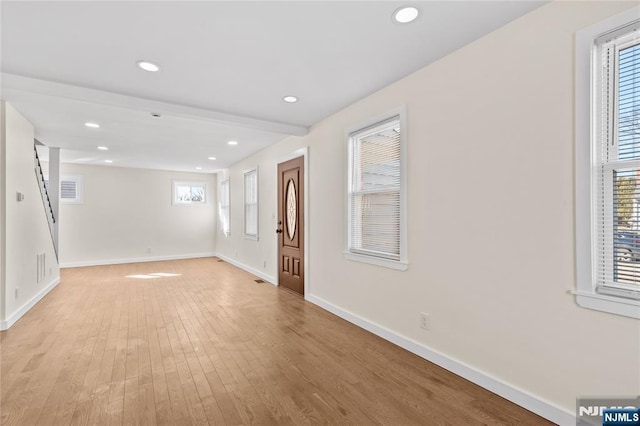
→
(49, 147, 60, 253)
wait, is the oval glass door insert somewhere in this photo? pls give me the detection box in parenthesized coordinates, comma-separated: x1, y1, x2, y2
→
(286, 179, 297, 240)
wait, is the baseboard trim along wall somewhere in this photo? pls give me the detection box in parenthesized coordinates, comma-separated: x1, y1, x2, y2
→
(214, 253, 277, 285)
(60, 252, 218, 268)
(305, 294, 576, 426)
(0, 276, 60, 331)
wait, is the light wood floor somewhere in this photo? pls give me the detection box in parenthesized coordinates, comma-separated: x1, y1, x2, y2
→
(1, 258, 551, 425)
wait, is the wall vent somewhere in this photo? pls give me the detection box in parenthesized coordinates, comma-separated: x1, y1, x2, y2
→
(36, 253, 46, 283)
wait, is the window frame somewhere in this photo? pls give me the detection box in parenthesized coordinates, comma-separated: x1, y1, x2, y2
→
(172, 180, 207, 205)
(243, 167, 259, 241)
(344, 106, 408, 271)
(45, 174, 84, 205)
(219, 179, 230, 237)
(575, 6, 640, 319)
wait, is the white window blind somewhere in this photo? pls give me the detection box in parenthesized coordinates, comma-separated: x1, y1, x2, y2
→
(45, 179, 77, 198)
(220, 179, 230, 236)
(45, 175, 83, 204)
(60, 180, 77, 199)
(595, 27, 640, 299)
(244, 169, 258, 238)
(348, 115, 401, 261)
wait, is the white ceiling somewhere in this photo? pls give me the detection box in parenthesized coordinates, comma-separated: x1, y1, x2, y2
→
(1, 1, 544, 172)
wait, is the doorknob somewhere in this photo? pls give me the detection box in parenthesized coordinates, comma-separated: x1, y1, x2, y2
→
(276, 229, 283, 234)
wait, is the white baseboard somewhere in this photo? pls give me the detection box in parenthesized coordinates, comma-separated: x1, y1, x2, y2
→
(306, 294, 576, 426)
(214, 253, 277, 286)
(60, 252, 217, 268)
(0, 276, 60, 331)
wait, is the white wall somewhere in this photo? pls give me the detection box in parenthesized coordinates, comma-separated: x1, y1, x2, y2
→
(0, 102, 6, 322)
(215, 162, 280, 280)
(57, 164, 216, 266)
(1, 102, 60, 328)
(216, 1, 640, 421)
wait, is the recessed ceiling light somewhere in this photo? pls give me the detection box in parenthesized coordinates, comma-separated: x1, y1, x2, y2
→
(85, 122, 100, 128)
(393, 6, 419, 23)
(208, 156, 217, 160)
(150, 112, 162, 118)
(104, 160, 113, 163)
(195, 167, 202, 170)
(97, 146, 109, 151)
(137, 60, 160, 72)
(227, 141, 238, 146)
(283, 96, 298, 103)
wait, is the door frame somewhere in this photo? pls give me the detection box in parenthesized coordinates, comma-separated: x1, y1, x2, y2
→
(275, 147, 310, 298)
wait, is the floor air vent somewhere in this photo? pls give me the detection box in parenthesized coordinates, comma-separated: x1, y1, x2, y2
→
(254, 279, 265, 283)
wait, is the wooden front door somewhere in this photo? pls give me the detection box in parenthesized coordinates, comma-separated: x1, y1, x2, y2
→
(277, 156, 304, 295)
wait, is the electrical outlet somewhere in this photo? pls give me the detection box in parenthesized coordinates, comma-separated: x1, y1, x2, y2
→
(14, 288, 18, 300)
(420, 312, 430, 331)
(263, 260, 267, 268)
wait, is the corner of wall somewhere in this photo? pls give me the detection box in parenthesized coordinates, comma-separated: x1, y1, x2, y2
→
(58, 164, 217, 265)
(1, 102, 60, 329)
(0, 101, 6, 322)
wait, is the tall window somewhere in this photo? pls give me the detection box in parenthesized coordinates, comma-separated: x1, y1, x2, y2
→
(346, 112, 407, 270)
(576, 10, 640, 318)
(244, 168, 258, 240)
(220, 179, 230, 236)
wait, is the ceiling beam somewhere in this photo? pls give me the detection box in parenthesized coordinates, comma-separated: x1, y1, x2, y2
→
(1, 73, 309, 137)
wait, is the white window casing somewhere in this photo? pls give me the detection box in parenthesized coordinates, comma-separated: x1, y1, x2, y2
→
(575, 7, 640, 319)
(45, 174, 84, 204)
(173, 181, 206, 205)
(244, 168, 259, 240)
(345, 107, 408, 271)
(220, 179, 230, 237)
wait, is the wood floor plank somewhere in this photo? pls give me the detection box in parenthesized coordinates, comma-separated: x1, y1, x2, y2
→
(0, 258, 552, 425)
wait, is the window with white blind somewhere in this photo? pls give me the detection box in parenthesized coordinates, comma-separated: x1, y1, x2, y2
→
(576, 8, 640, 319)
(45, 175, 84, 204)
(219, 179, 230, 237)
(244, 168, 258, 240)
(346, 110, 407, 270)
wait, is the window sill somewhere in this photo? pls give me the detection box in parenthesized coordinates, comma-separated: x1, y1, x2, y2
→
(172, 202, 207, 206)
(572, 290, 640, 319)
(344, 251, 408, 271)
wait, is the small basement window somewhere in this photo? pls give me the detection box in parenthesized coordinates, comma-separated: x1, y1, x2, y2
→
(45, 175, 84, 204)
(173, 181, 206, 205)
